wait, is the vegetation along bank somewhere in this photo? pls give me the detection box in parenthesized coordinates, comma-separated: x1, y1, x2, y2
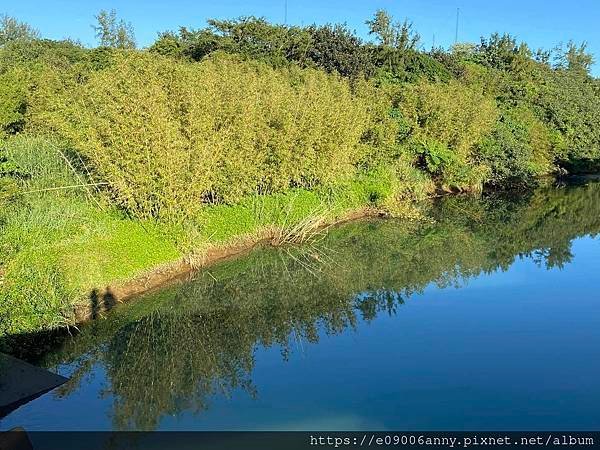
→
(1, 10, 600, 337)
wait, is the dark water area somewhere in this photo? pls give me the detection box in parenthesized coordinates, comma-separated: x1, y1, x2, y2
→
(1, 180, 600, 431)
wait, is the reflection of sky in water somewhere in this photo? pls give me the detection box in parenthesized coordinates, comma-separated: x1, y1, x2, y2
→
(210, 236, 599, 431)
(3, 235, 598, 431)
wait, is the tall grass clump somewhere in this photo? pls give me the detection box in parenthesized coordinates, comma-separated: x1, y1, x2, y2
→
(0, 136, 182, 335)
(32, 52, 394, 220)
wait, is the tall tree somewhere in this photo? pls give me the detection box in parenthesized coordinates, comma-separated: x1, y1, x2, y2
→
(366, 9, 420, 51)
(93, 9, 136, 49)
(0, 14, 39, 46)
(555, 41, 594, 75)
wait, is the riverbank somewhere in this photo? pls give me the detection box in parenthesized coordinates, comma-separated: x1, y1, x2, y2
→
(1, 133, 599, 338)
(0, 135, 420, 336)
(2, 11, 600, 338)
(71, 206, 378, 323)
(3, 180, 600, 432)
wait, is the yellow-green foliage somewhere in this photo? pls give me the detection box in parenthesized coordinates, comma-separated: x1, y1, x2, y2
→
(477, 105, 562, 184)
(352, 79, 400, 168)
(399, 80, 497, 156)
(510, 105, 557, 174)
(32, 52, 390, 220)
(0, 67, 28, 135)
(396, 80, 498, 190)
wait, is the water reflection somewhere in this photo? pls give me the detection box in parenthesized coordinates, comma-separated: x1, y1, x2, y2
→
(3, 180, 600, 430)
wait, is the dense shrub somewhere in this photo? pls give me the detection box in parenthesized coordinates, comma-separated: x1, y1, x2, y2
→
(0, 38, 119, 135)
(151, 17, 313, 68)
(32, 53, 395, 219)
(305, 24, 373, 78)
(476, 106, 557, 185)
(373, 50, 453, 84)
(142, 13, 600, 182)
(0, 67, 28, 134)
(532, 67, 600, 166)
(0, 38, 87, 73)
(3, 10, 600, 216)
(392, 80, 497, 190)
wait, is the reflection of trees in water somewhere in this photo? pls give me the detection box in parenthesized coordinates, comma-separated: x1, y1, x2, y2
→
(105, 312, 257, 430)
(13, 181, 600, 430)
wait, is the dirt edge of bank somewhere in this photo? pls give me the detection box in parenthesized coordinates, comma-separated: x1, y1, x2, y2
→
(73, 207, 378, 323)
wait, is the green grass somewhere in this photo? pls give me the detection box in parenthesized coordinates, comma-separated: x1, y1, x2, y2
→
(0, 136, 424, 337)
(193, 169, 397, 244)
(0, 136, 182, 334)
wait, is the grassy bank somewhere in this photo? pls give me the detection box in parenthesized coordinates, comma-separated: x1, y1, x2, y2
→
(1, 10, 600, 337)
(5, 180, 600, 431)
(0, 135, 424, 336)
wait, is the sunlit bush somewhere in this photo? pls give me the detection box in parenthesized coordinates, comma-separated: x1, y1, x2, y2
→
(393, 80, 497, 191)
(476, 106, 558, 185)
(32, 52, 393, 219)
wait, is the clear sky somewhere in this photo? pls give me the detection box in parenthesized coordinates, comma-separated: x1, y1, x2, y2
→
(3, 0, 599, 74)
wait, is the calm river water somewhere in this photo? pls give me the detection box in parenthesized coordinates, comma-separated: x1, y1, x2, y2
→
(1, 180, 599, 431)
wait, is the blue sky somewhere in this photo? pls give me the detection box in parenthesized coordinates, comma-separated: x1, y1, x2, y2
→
(4, 0, 599, 74)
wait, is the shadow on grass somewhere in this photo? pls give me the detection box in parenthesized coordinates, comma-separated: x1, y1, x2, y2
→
(0, 289, 120, 418)
(89, 288, 118, 320)
(0, 288, 118, 364)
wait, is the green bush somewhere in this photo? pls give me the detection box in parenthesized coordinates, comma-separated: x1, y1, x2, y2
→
(0, 67, 28, 134)
(532, 67, 600, 165)
(477, 106, 557, 185)
(0, 38, 87, 74)
(305, 24, 373, 78)
(393, 80, 498, 190)
(374, 50, 453, 84)
(31, 52, 393, 219)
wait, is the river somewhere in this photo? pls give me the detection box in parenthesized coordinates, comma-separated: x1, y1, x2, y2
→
(1, 179, 599, 431)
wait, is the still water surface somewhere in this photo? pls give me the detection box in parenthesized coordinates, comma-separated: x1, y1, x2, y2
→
(2, 181, 600, 431)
